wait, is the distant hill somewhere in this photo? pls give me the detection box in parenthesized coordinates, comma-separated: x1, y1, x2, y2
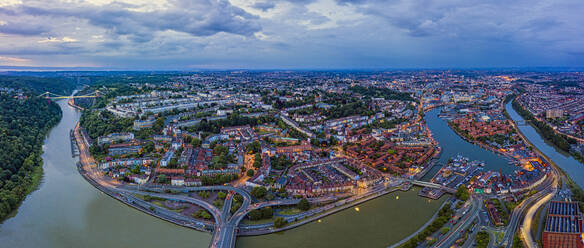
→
(0, 76, 76, 95)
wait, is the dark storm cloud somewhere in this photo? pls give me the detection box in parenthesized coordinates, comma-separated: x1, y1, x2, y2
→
(0, 0, 582, 68)
(252, 2, 276, 11)
(0, 0, 261, 40)
(335, 0, 370, 5)
(0, 22, 49, 36)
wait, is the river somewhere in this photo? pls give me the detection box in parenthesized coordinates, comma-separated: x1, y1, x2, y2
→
(422, 108, 515, 181)
(505, 101, 584, 189)
(0, 100, 211, 248)
(237, 187, 445, 248)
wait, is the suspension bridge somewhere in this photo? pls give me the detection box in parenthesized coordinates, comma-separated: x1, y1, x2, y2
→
(38, 90, 101, 100)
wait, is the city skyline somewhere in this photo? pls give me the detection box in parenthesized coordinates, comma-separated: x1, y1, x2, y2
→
(1, 0, 583, 69)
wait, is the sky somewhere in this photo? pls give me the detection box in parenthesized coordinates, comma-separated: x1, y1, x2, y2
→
(0, 0, 583, 69)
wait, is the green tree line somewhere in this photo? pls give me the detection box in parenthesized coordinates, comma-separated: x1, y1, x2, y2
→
(0, 95, 62, 221)
(0, 76, 76, 95)
(512, 100, 574, 152)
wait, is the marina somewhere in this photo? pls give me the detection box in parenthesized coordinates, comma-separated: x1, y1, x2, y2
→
(70, 129, 80, 157)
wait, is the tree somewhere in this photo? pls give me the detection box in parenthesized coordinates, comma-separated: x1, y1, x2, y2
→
(230, 201, 242, 214)
(246, 169, 255, 177)
(0, 91, 68, 221)
(261, 207, 273, 219)
(274, 217, 288, 228)
(191, 137, 201, 147)
(297, 198, 310, 211)
(234, 194, 244, 203)
(198, 191, 210, 199)
(251, 186, 267, 199)
(476, 231, 490, 248)
(217, 191, 227, 200)
(157, 174, 168, 184)
(153, 116, 166, 133)
(455, 185, 469, 201)
(213, 199, 223, 208)
(201, 211, 212, 220)
(270, 155, 293, 170)
(213, 145, 228, 156)
(246, 141, 261, 154)
(253, 153, 262, 168)
(248, 209, 262, 221)
(143, 141, 155, 153)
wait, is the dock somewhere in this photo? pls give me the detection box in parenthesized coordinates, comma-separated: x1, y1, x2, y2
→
(70, 129, 80, 157)
(418, 187, 446, 200)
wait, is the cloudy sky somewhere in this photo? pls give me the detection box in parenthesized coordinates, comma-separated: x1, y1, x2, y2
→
(0, 0, 583, 69)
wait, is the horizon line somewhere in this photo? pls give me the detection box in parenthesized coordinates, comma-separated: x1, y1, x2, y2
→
(1, 65, 584, 73)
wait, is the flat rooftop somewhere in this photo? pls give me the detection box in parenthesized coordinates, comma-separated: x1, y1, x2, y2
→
(544, 201, 583, 234)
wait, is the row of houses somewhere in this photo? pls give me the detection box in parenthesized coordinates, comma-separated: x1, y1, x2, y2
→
(98, 132, 134, 145)
(220, 125, 255, 141)
(99, 158, 155, 170)
(323, 113, 385, 132)
(284, 158, 383, 197)
(108, 143, 142, 156)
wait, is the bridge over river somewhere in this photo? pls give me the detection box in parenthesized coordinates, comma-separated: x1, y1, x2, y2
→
(406, 179, 456, 194)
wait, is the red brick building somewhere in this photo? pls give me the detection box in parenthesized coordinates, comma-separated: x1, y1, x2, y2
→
(543, 201, 584, 248)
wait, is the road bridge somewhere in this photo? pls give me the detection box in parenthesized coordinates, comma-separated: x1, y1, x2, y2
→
(406, 179, 456, 194)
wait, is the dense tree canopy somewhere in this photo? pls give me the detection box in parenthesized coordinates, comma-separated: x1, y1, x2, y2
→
(185, 113, 276, 134)
(455, 185, 470, 201)
(79, 110, 134, 140)
(325, 101, 374, 119)
(251, 186, 267, 199)
(349, 85, 414, 102)
(271, 155, 293, 170)
(0, 95, 62, 221)
(297, 198, 310, 211)
(0, 76, 76, 95)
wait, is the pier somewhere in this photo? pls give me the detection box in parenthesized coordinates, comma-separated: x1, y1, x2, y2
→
(70, 129, 79, 157)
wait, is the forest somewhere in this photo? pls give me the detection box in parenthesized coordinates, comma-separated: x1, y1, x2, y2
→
(349, 85, 415, 102)
(80, 110, 135, 140)
(0, 76, 76, 95)
(184, 113, 276, 134)
(324, 100, 374, 119)
(0, 94, 62, 221)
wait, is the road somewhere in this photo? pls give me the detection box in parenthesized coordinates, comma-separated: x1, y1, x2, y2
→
(498, 170, 559, 247)
(434, 195, 481, 248)
(518, 169, 559, 248)
(521, 190, 555, 248)
(404, 178, 456, 194)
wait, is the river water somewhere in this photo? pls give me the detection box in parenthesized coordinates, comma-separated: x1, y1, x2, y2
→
(422, 108, 515, 181)
(0, 100, 211, 248)
(505, 101, 584, 189)
(237, 187, 446, 248)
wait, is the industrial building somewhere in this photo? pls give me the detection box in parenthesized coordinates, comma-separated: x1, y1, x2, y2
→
(542, 201, 584, 248)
